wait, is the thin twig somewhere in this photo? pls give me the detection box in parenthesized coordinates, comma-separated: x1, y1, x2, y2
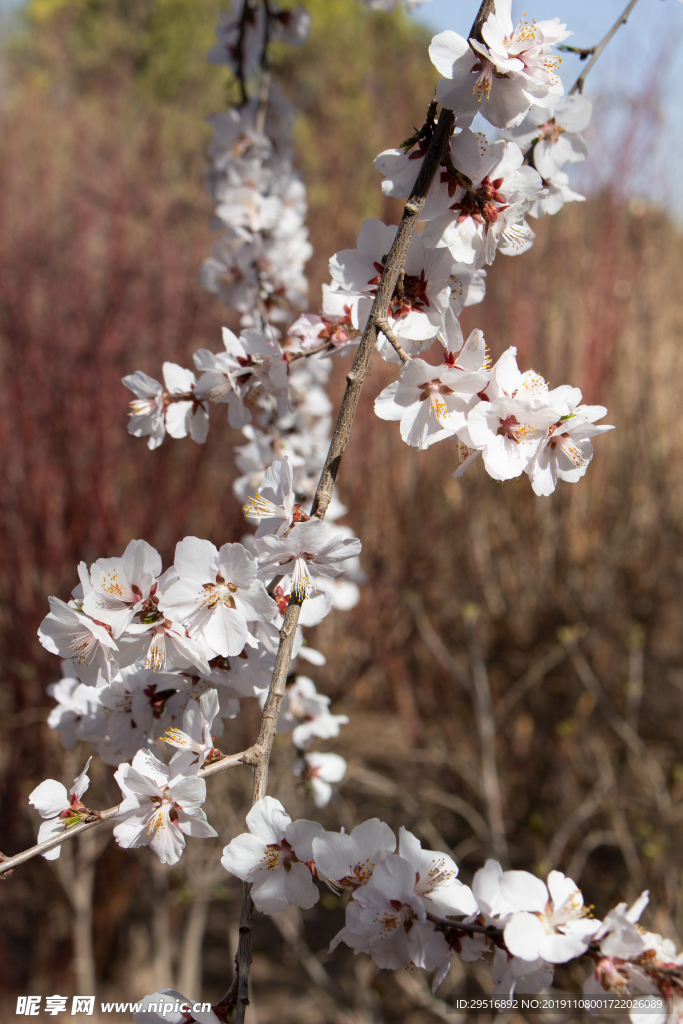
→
(0, 746, 258, 876)
(569, 0, 642, 96)
(406, 591, 471, 691)
(495, 644, 566, 722)
(463, 605, 509, 865)
(564, 637, 671, 821)
(375, 317, 408, 363)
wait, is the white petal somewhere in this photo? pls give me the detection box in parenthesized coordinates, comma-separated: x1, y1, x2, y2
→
(29, 780, 69, 819)
(504, 912, 546, 962)
(500, 871, 548, 912)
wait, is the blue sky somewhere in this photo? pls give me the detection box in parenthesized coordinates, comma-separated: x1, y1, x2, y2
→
(412, 0, 683, 212)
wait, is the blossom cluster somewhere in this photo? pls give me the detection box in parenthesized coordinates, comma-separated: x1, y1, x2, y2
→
(35, 527, 359, 855)
(201, 1, 312, 325)
(219, 797, 682, 1015)
(123, 0, 610, 499)
(375, 337, 613, 494)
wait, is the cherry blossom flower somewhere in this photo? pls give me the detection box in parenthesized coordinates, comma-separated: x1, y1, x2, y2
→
(449, 262, 487, 314)
(501, 869, 600, 963)
(123, 615, 212, 677)
(47, 667, 104, 749)
(467, 394, 560, 481)
(398, 827, 478, 917)
(329, 218, 454, 359)
(312, 818, 396, 891)
(161, 688, 222, 770)
(330, 853, 450, 970)
(429, 4, 569, 129)
(113, 749, 216, 866)
(420, 130, 544, 267)
(90, 667, 167, 765)
(527, 404, 614, 496)
(502, 96, 592, 179)
(158, 537, 276, 657)
(122, 364, 209, 449)
(294, 752, 347, 808)
(273, 676, 349, 749)
(243, 455, 299, 537)
(194, 327, 289, 428)
(461, 346, 580, 482)
(162, 363, 210, 445)
(491, 946, 554, 997)
(38, 597, 122, 687)
(374, 354, 487, 450)
(527, 170, 585, 218)
(122, 371, 166, 450)
(29, 759, 93, 860)
(254, 519, 362, 599)
(221, 796, 323, 913)
(81, 540, 162, 639)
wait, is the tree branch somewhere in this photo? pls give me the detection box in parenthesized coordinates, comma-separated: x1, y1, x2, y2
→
(462, 605, 509, 865)
(569, 0, 642, 96)
(310, 105, 455, 520)
(469, 0, 495, 45)
(0, 746, 258, 877)
(224, 97, 458, 1024)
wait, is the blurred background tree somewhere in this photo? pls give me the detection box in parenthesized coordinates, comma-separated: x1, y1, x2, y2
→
(1, 0, 683, 1018)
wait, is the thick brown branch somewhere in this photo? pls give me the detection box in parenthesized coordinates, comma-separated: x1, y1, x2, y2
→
(469, 0, 495, 45)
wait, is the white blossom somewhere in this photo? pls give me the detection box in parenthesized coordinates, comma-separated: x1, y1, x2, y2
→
(221, 796, 323, 913)
(161, 688, 222, 770)
(312, 817, 396, 890)
(429, 3, 569, 130)
(133, 988, 219, 1024)
(254, 519, 362, 599)
(421, 130, 544, 267)
(274, 676, 349, 749)
(162, 363, 210, 444)
(82, 540, 162, 639)
(243, 455, 298, 537)
(158, 537, 276, 657)
(501, 869, 600, 963)
(113, 749, 216, 865)
(502, 96, 592, 179)
(527, 403, 614, 496)
(329, 853, 450, 970)
(295, 752, 347, 808)
(329, 218, 454, 360)
(29, 759, 92, 860)
(122, 371, 166, 450)
(38, 596, 123, 688)
(374, 351, 487, 450)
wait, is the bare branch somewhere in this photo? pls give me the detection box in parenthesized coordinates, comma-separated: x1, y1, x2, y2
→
(569, 0, 642, 96)
(375, 317, 409, 363)
(563, 636, 672, 821)
(495, 644, 566, 722)
(463, 604, 509, 865)
(310, 104, 456, 520)
(0, 746, 258, 877)
(406, 591, 472, 691)
(469, 0, 495, 45)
